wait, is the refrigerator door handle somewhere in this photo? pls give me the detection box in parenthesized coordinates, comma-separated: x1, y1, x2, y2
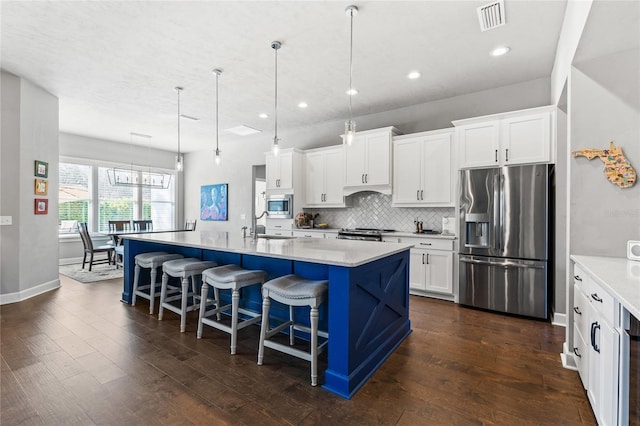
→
(493, 172, 501, 251)
(459, 256, 545, 269)
(499, 172, 505, 253)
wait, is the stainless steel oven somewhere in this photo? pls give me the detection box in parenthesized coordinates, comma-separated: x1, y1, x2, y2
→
(337, 228, 395, 242)
(266, 194, 293, 219)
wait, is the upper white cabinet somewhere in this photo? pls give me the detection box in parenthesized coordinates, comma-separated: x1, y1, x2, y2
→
(392, 129, 455, 207)
(304, 146, 349, 208)
(453, 105, 556, 169)
(265, 148, 304, 195)
(343, 127, 400, 195)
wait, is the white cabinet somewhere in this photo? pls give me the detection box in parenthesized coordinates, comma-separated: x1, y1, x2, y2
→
(304, 146, 348, 207)
(453, 106, 555, 169)
(343, 127, 399, 195)
(399, 237, 454, 299)
(265, 149, 304, 194)
(265, 228, 293, 237)
(292, 230, 325, 239)
(572, 262, 620, 426)
(392, 129, 454, 207)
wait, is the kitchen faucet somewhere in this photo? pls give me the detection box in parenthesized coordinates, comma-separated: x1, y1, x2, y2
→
(252, 210, 269, 240)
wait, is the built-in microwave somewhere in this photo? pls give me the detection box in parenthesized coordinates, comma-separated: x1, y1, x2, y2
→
(266, 194, 293, 218)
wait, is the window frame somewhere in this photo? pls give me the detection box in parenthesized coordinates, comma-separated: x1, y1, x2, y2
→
(59, 156, 177, 234)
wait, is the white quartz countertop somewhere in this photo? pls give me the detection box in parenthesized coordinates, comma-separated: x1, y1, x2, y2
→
(571, 255, 640, 320)
(388, 232, 456, 239)
(124, 231, 413, 268)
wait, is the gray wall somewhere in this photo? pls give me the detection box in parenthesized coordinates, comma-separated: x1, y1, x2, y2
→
(1, 71, 60, 302)
(184, 77, 551, 236)
(570, 48, 640, 257)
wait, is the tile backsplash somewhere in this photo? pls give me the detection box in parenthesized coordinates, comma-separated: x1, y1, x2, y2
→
(303, 191, 455, 233)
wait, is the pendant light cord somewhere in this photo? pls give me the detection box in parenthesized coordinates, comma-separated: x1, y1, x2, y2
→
(274, 44, 278, 143)
(348, 8, 354, 120)
(216, 71, 219, 152)
(176, 88, 181, 158)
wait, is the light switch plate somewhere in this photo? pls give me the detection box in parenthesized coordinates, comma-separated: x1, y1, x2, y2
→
(0, 216, 12, 225)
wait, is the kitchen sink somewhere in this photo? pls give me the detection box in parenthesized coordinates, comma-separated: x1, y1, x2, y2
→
(256, 235, 296, 240)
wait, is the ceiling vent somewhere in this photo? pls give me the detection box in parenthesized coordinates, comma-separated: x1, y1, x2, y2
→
(477, 0, 505, 32)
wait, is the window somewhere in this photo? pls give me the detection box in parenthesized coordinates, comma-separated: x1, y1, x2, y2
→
(58, 159, 176, 234)
(59, 163, 91, 233)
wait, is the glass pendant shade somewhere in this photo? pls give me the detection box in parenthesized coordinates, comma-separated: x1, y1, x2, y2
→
(175, 155, 184, 172)
(214, 148, 221, 165)
(345, 119, 356, 146)
(272, 137, 279, 156)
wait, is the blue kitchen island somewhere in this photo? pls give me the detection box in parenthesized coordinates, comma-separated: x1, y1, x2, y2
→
(121, 231, 413, 399)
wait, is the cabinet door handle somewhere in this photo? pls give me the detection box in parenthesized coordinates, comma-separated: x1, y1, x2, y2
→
(590, 321, 601, 353)
(505, 148, 509, 162)
(275, 232, 282, 236)
(365, 174, 368, 183)
(417, 190, 420, 201)
(362, 174, 365, 183)
(574, 275, 582, 281)
(495, 149, 498, 162)
(422, 253, 425, 264)
(591, 293, 603, 303)
(426, 254, 429, 264)
(419, 242, 432, 246)
(420, 190, 424, 200)
(573, 306, 582, 315)
(573, 347, 582, 358)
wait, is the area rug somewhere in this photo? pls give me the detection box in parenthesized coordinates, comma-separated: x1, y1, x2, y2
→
(59, 263, 123, 283)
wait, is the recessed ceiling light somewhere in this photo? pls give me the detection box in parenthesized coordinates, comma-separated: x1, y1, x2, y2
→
(259, 113, 268, 119)
(407, 71, 421, 79)
(298, 102, 308, 108)
(225, 125, 262, 136)
(490, 46, 510, 57)
(346, 88, 358, 96)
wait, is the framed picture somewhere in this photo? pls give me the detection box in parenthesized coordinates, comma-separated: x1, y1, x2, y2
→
(34, 198, 48, 215)
(200, 183, 228, 221)
(34, 160, 48, 178)
(34, 178, 48, 195)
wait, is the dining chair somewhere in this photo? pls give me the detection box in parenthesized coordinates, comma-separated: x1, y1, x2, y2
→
(77, 222, 115, 271)
(184, 219, 197, 231)
(108, 220, 131, 232)
(133, 220, 153, 231)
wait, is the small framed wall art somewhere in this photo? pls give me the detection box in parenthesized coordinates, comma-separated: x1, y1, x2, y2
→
(34, 179, 48, 195)
(200, 183, 228, 221)
(34, 160, 48, 178)
(34, 198, 48, 215)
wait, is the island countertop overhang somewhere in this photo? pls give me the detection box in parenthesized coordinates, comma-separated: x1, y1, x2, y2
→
(123, 231, 414, 268)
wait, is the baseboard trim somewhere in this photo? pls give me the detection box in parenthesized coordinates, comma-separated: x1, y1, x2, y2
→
(0, 279, 61, 305)
(551, 312, 567, 327)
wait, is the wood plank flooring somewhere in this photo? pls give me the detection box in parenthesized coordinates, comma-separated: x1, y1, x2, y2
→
(1, 274, 596, 425)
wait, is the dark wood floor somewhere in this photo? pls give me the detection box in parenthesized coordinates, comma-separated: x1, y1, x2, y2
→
(1, 274, 596, 425)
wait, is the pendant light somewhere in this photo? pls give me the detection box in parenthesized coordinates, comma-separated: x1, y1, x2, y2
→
(344, 5, 358, 146)
(175, 86, 184, 172)
(213, 68, 222, 165)
(271, 40, 282, 156)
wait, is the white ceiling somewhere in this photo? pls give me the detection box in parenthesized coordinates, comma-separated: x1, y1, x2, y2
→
(1, 1, 569, 153)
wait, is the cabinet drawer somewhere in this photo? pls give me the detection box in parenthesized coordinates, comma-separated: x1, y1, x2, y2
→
(398, 237, 454, 251)
(573, 323, 589, 388)
(573, 284, 590, 343)
(573, 264, 587, 292)
(586, 280, 617, 326)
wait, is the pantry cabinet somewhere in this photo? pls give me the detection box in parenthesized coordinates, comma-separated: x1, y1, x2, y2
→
(343, 127, 400, 195)
(392, 129, 454, 207)
(304, 146, 348, 207)
(454, 105, 555, 169)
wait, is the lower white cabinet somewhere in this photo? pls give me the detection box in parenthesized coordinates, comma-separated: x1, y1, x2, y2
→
(265, 228, 293, 237)
(292, 230, 324, 238)
(399, 237, 454, 299)
(572, 262, 620, 426)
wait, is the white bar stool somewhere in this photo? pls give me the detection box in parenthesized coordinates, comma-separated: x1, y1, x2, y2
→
(132, 252, 184, 314)
(158, 258, 217, 332)
(197, 265, 267, 354)
(257, 274, 329, 386)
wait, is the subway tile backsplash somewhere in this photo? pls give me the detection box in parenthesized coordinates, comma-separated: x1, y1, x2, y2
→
(303, 191, 455, 232)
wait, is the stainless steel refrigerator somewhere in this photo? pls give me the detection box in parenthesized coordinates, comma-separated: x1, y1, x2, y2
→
(458, 164, 552, 319)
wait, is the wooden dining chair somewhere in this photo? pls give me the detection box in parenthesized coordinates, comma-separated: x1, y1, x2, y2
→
(184, 219, 197, 231)
(133, 220, 153, 231)
(77, 222, 114, 271)
(108, 220, 131, 232)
